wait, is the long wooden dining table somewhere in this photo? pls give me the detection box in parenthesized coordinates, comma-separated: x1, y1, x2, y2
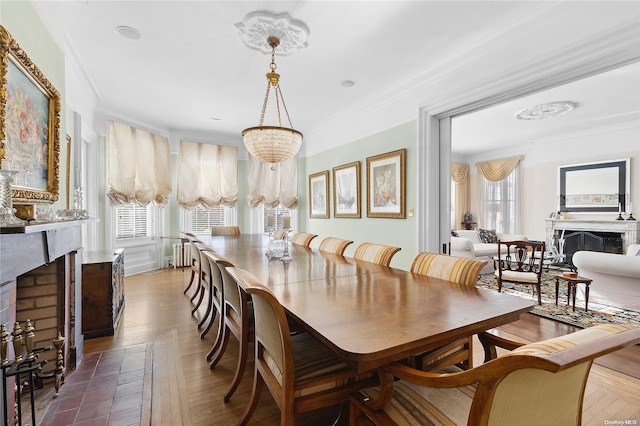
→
(198, 234, 534, 374)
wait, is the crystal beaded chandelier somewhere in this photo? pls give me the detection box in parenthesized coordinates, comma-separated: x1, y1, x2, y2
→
(241, 36, 303, 164)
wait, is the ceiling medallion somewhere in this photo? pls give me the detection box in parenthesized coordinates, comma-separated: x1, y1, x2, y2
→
(235, 11, 309, 56)
(515, 102, 576, 120)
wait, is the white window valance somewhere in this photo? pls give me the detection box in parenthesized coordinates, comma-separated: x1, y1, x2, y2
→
(247, 155, 298, 209)
(177, 141, 238, 209)
(107, 120, 172, 206)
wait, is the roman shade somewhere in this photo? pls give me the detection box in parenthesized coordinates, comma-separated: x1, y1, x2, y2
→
(107, 120, 171, 206)
(247, 154, 298, 209)
(177, 141, 238, 209)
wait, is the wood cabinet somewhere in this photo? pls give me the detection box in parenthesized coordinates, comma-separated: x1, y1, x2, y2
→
(82, 249, 124, 339)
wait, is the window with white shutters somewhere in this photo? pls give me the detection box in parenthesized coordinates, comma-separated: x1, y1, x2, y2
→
(191, 206, 226, 233)
(115, 204, 150, 239)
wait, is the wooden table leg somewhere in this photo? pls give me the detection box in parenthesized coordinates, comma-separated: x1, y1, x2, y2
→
(555, 278, 560, 305)
(584, 281, 591, 311)
(571, 282, 577, 312)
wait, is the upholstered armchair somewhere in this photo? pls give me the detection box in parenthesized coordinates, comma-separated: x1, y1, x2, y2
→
(351, 324, 640, 425)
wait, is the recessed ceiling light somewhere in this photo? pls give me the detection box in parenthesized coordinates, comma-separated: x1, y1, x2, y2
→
(340, 80, 355, 88)
(116, 26, 142, 41)
(515, 101, 576, 120)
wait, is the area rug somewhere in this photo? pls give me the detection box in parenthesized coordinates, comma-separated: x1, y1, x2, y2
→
(477, 273, 640, 328)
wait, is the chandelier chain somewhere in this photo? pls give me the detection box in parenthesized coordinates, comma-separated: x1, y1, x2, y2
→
(258, 80, 271, 126)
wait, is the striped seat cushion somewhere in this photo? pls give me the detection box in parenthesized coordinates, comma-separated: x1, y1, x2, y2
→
(411, 253, 485, 285)
(263, 332, 355, 398)
(357, 366, 474, 426)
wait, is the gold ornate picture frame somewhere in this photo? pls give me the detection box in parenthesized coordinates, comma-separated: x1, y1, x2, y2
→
(332, 161, 360, 218)
(0, 25, 61, 204)
(309, 170, 330, 219)
(366, 148, 406, 218)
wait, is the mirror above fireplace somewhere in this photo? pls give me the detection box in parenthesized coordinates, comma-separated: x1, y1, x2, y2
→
(558, 158, 630, 213)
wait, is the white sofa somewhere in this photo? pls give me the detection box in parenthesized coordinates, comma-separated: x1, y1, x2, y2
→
(450, 229, 528, 273)
(571, 244, 640, 313)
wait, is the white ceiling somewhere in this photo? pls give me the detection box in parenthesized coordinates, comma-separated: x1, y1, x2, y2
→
(31, 1, 640, 155)
(452, 62, 640, 156)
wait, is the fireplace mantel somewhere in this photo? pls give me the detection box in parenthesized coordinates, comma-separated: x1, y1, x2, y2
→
(545, 219, 640, 253)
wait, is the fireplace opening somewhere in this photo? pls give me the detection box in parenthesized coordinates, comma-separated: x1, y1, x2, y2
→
(557, 230, 624, 265)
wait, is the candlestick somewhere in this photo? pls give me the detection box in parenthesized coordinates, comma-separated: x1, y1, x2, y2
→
(283, 216, 291, 229)
(267, 214, 275, 227)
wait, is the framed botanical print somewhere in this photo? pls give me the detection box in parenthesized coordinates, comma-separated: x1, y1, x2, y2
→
(332, 161, 360, 218)
(0, 25, 61, 203)
(366, 148, 406, 218)
(309, 170, 330, 218)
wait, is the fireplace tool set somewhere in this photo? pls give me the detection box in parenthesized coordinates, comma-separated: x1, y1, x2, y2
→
(1, 321, 65, 426)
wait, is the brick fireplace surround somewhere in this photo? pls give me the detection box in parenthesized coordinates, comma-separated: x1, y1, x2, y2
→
(0, 220, 86, 425)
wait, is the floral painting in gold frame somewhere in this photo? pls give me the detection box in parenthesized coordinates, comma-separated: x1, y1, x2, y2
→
(332, 161, 360, 218)
(0, 25, 61, 203)
(366, 148, 406, 218)
(309, 170, 330, 218)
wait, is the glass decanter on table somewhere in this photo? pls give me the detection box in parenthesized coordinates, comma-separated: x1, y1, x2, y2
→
(280, 211, 293, 263)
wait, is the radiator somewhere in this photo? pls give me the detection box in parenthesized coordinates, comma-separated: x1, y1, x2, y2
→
(173, 242, 191, 268)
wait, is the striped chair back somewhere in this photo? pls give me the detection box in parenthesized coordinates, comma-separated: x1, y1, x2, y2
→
(272, 229, 287, 239)
(211, 226, 241, 236)
(318, 237, 354, 256)
(411, 252, 487, 285)
(290, 232, 318, 247)
(353, 243, 401, 267)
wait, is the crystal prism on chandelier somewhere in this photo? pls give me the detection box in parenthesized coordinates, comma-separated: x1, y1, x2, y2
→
(242, 36, 303, 164)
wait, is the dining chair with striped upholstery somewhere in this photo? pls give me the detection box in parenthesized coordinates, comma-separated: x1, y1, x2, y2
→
(353, 243, 402, 267)
(211, 225, 241, 236)
(290, 232, 318, 247)
(272, 229, 287, 239)
(318, 237, 354, 256)
(410, 252, 488, 371)
(229, 268, 377, 426)
(351, 324, 640, 426)
(189, 242, 213, 310)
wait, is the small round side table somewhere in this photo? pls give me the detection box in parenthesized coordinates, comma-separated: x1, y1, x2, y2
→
(554, 274, 593, 312)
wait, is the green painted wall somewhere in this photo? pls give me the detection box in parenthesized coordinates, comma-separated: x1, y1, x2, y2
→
(1, 1, 69, 212)
(301, 121, 418, 270)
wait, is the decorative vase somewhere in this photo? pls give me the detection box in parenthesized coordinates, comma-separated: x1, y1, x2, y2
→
(0, 170, 26, 226)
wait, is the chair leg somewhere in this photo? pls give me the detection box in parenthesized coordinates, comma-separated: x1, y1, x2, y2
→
(197, 282, 213, 329)
(209, 325, 230, 368)
(189, 272, 201, 303)
(237, 369, 264, 425)
(183, 269, 196, 295)
(536, 283, 542, 305)
(223, 325, 251, 402)
(200, 303, 218, 339)
(206, 314, 225, 360)
(191, 281, 205, 315)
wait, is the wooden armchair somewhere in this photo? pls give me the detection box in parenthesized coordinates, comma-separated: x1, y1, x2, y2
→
(495, 240, 546, 305)
(206, 256, 251, 402)
(318, 237, 354, 256)
(351, 324, 640, 426)
(211, 225, 241, 236)
(183, 234, 203, 296)
(229, 268, 377, 426)
(290, 232, 318, 247)
(353, 243, 401, 267)
(410, 252, 488, 370)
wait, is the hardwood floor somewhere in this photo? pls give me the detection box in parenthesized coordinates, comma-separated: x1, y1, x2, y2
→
(40, 268, 640, 425)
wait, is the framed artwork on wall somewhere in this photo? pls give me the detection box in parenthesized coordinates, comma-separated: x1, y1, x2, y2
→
(366, 148, 406, 218)
(309, 170, 330, 218)
(0, 25, 61, 204)
(332, 161, 360, 218)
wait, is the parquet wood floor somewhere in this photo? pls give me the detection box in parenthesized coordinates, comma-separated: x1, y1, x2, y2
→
(32, 268, 640, 425)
